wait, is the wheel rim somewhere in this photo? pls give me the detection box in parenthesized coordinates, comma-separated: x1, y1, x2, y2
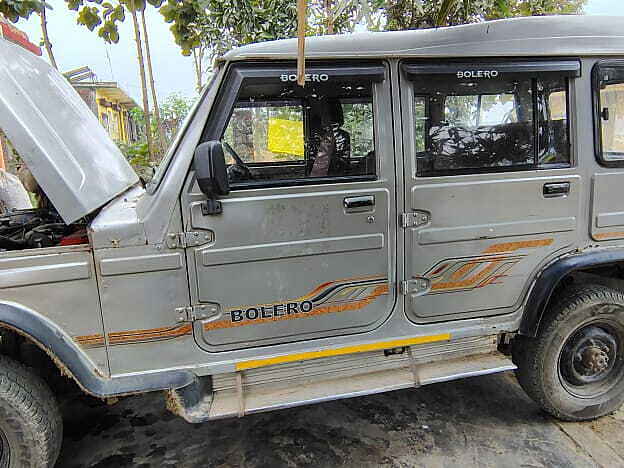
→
(558, 312, 624, 399)
(0, 426, 10, 468)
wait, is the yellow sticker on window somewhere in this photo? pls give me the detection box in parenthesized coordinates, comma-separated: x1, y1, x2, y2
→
(267, 118, 304, 157)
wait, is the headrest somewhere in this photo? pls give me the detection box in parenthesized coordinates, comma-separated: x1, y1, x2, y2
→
(320, 99, 344, 127)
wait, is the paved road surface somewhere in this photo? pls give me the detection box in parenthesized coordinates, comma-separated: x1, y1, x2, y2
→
(56, 373, 624, 467)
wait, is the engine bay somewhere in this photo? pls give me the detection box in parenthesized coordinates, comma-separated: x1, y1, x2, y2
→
(0, 208, 88, 251)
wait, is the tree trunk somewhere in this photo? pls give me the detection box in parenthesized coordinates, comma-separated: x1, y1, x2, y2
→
(192, 47, 204, 93)
(140, 8, 167, 155)
(39, 7, 57, 69)
(324, 0, 334, 34)
(129, 6, 154, 161)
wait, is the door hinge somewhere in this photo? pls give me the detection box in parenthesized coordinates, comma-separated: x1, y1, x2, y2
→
(175, 304, 220, 322)
(400, 278, 431, 296)
(166, 231, 213, 249)
(401, 211, 430, 228)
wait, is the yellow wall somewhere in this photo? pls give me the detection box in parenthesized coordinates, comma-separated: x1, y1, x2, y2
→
(95, 90, 131, 143)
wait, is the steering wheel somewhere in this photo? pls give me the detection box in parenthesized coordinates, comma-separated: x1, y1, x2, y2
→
(222, 141, 254, 181)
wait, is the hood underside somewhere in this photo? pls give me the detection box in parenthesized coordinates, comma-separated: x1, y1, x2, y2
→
(0, 38, 138, 224)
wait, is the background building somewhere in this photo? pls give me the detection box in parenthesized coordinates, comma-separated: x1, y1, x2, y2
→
(65, 67, 141, 144)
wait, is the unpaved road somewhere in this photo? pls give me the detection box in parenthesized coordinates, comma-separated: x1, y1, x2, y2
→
(56, 373, 624, 468)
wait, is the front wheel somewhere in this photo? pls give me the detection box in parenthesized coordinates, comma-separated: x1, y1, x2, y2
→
(514, 284, 624, 421)
(0, 355, 63, 467)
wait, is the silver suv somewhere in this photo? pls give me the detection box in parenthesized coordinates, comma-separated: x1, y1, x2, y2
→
(2, 15, 624, 467)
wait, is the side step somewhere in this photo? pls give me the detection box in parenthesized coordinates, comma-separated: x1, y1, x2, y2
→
(168, 335, 516, 423)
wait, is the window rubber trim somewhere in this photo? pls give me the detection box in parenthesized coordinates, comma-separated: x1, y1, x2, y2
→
(592, 59, 624, 168)
(407, 68, 573, 177)
(201, 60, 386, 188)
(230, 174, 377, 191)
(402, 59, 581, 79)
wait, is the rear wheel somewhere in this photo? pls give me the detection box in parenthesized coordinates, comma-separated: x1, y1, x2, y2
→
(514, 284, 624, 421)
(0, 355, 62, 467)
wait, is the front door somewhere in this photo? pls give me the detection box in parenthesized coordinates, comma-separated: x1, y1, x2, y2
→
(183, 62, 397, 351)
(400, 60, 582, 323)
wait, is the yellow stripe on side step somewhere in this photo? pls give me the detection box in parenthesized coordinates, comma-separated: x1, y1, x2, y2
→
(235, 333, 452, 371)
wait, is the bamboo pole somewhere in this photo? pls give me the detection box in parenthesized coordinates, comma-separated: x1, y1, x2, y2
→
(296, 0, 306, 87)
(129, 3, 154, 161)
(40, 7, 58, 69)
(140, 8, 167, 154)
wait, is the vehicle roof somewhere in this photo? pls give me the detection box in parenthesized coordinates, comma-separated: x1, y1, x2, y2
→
(222, 16, 624, 62)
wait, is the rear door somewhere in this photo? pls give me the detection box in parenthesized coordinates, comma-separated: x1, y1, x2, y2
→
(400, 60, 582, 323)
(182, 62, 397, 351)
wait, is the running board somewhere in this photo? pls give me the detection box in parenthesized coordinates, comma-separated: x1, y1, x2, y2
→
(208, 351, 514, 420)
(167, 336, 515, 423)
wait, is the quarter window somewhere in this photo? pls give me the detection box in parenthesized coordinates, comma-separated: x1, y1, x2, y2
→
(411, 72, 570, 176)
(594, 63, 624, 165)
(220, 71, 378, 187)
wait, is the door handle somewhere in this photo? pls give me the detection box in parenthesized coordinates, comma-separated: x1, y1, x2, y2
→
(344, 195, 375, 211)
(543, 182, 570, 198)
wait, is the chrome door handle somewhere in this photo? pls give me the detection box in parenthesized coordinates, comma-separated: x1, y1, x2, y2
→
(543, 182, 570, 198)
(344, 195, 375, 211)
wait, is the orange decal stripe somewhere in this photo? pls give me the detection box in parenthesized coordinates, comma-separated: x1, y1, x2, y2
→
(74, 333, 105, 348)
(482, 238, 554, 254)
(108, 324, 193, 345)
(204, 284, 389, 332)
(432, 260, 502, 291)
(230, 275, 386, 311)
(449, 261, 479, 281)
(594, 232, 624, 241)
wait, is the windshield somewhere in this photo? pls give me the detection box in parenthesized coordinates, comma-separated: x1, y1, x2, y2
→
(146, 68, 221, 193)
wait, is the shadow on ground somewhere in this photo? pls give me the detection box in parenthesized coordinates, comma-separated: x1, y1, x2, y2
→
(56, 373, 609, 467)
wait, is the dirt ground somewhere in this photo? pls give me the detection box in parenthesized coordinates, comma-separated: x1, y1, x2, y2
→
(55, 372, 624, 468)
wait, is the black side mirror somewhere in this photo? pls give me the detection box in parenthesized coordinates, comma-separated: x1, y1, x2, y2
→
(194, 141, 229, 215)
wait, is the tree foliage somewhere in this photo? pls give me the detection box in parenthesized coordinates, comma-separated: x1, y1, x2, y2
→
(0, 0, 45, 22)
(65, 0, 163, 43)
(307, 0, 386, 35)
(384, 0, 586, 30)
(492, 0, 587, 16)
(160, 0, 297, 58)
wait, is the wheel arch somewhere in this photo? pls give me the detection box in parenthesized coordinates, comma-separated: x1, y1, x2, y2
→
(0, 301, 195, 398)
(520, 248, 624, 337)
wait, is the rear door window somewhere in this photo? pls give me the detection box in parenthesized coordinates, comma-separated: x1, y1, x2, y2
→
(593, 62, 624, 166)
(406, 62, 576, 176)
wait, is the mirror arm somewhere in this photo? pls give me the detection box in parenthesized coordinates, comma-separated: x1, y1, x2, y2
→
(201, 199, 223, 216)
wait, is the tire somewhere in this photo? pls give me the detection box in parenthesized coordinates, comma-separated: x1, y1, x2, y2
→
(514, 283, 624, 421)
(0, 355, 63, 467)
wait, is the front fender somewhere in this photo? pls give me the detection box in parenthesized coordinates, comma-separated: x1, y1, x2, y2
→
(520, 248, 624, 337)
(0, 301, 195, 397)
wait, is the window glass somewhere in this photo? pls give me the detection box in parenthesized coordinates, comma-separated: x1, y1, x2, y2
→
(538, 77, 570, 166)
(414, 96, 426, 152)
(412, 74, 570, 176)
(222, 77, 376, 186)
(223, 102, 304, 164)
(596, 66, 624, 162)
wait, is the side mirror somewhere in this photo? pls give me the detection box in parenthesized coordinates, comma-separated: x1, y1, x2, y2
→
(193, 141, 229, 215)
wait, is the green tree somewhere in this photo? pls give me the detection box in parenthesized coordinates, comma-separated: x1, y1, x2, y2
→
(160, 92, 195, 138)
(491, 0, 586, 16)
(0, 1, 58, 69)
(66, 0, 166, 161)
(308, 0, 385, 35)
(38, 4, 57, 69)
(0, 0, 45, 21)
(160, 0, 298, 87)
(384, 0, 586, 30)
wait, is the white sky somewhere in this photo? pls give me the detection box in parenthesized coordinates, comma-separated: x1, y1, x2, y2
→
(14, 0, 624, 104)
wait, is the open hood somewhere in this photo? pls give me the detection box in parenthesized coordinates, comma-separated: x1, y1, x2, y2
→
(0, 38, 138, 224)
